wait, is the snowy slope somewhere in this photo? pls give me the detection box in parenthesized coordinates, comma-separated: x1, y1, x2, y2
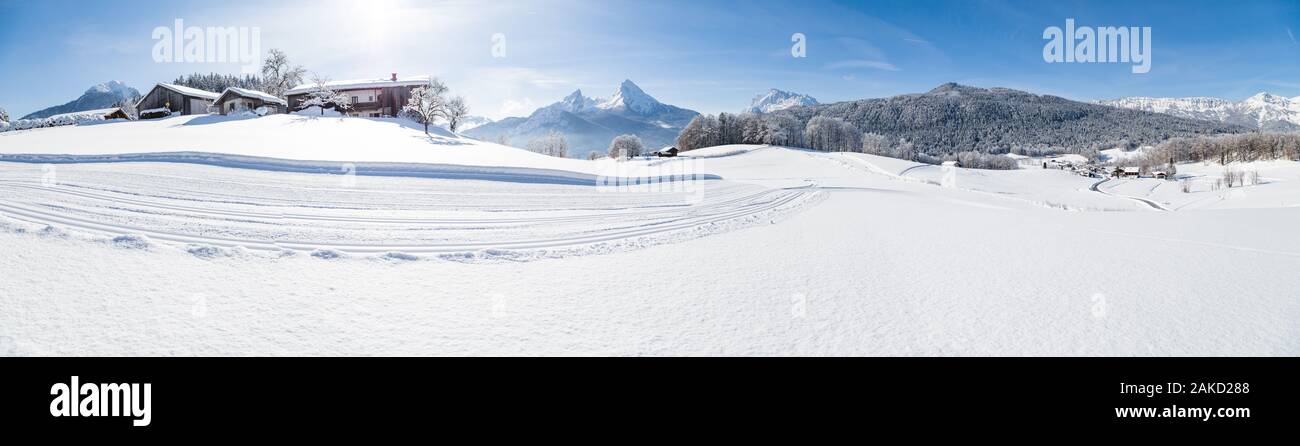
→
(3, 137, 1299, 355)
(0, 114, 599, 174)
(1097, 160, 1300, 210)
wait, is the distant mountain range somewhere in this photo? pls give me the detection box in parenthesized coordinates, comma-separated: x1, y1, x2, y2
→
(1098, 93, 1300, 131)
(464, 80, 698, 158)
(771, 83, 1248, 154)
(457, 115, 494, 131)
(21, 81, 140, 120)
(744, 89, 818, 113)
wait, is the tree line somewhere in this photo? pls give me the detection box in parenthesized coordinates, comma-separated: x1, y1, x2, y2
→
(673, 84, 1251, 169)
(1135, 132, 1300, 173)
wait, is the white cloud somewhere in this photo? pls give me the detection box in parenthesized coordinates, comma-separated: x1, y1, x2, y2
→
(474, 67, 570, 88)
(499, 98, 538, 118)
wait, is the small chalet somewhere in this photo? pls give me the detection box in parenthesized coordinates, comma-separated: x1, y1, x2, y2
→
(136, 83, 220, 118)
(1152, 171, 1168, 180)
(214, 87, 287, 115)
(653, 146, 679, 157)
(284, 73, 430, 117)
(1112, 166, 1140, 178)
(103, 108, 131, 120)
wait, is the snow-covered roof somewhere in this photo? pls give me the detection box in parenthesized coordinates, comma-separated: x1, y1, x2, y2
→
(46, 108, 119, 121)
(154, 83, 221, 100)
(217, 87, 287, 106)
(285, 75, 431, 95)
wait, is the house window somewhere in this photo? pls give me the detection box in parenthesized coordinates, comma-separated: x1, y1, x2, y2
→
(351, 96, 359, 104)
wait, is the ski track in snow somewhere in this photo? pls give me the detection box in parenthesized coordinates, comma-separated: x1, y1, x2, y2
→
(0, 162, 818, 258)
(3, 139, 1300, 356)
(1091, 178, 1171, 211)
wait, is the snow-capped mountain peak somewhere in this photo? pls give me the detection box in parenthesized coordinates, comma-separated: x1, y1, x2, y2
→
(1100, 93, 1300, 131)
(87, 80, 135, 97)
(744, 89, 819, 113)
(554, 89, 597, 113)
(1245, 91, 1289, 107)
(21, 81, 141, 120)
(464, 79, 699, 158)
(597, 79, 663, 115)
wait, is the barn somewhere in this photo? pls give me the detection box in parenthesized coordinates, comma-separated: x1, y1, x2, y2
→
(136, 83, 220, 118)
(214, 87, 287, 115)
(653, 146, 679, 157)
(284, 73, 429, 117)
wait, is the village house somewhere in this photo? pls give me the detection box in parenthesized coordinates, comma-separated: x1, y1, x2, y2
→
(103, 107, 131, 120)
(284, 74, 430, 117)
(1112, 166, 1140, 178)
(214, 87, 287, 115)
(136, 83, 220, 118)
(653, 146, 679, 157)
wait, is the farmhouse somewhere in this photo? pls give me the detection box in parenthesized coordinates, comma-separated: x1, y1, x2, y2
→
(653, 146, 679, 157)
(284, 73, 430, 118)
(136, 83, 220, 118)
(214, 87, 287, 115)
(1112, 166, 1140, 178)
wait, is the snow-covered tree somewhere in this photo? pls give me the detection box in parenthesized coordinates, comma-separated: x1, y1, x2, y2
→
(299, 73, 350, 115)
(173, 72, 261, 92)
(676, 115, 720, 151)
(402, 78, 450, 135)
(260, 48, 306, 98)
(527, 130, 568, 157)
(804, 116, 860, 152)
(608, 134, 644, 159)
(861, 132, 889, 154)
(0, 105, 8, 123)
(117, 98, 139, 121)
(444, 96, 469, 133)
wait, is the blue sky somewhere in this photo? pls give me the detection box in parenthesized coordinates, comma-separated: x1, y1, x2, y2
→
(1, 0, 1297, 119)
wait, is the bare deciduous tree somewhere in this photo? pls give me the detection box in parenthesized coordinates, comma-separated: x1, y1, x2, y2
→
(299, 73, 351, 115)
(402, 79, 451, 134)
(527, 130, 569, 157)
(444, 96, 469, 133)
(608, 134, 644, 159)
(259, 49, 306, 98)
(117, 98, 139, 121)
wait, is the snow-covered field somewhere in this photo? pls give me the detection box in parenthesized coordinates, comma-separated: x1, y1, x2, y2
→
(2, 117, 1298, 356)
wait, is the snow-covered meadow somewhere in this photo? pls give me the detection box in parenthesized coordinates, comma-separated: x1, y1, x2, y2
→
(1, 116, 1298, 356)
